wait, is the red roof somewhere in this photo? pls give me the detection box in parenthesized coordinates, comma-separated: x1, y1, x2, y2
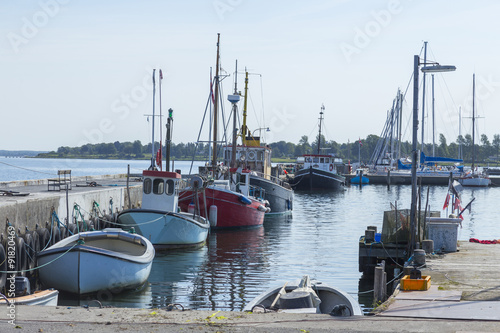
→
(142, 170, 181, 178)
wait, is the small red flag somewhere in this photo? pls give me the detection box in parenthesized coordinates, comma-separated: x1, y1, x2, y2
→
(443, 193, 450, 210)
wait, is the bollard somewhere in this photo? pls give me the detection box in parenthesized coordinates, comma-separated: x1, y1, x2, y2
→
(422, 239, 434, 254)
(365, 229, 375, 242)
(414, 249, 426, 266)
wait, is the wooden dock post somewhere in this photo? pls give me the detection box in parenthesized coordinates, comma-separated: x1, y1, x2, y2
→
(374, 261, 387, 304)
(387, 170, 391, 186)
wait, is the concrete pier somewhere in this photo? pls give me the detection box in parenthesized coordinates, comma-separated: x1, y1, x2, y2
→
(377, 241, 500, 321)
(0, 175, 142, 232)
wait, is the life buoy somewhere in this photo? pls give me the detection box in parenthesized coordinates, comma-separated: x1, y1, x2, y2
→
(329, 164, 334, 171)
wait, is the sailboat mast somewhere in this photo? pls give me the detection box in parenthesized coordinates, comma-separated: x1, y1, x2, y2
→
(317, 105, 324, 154)
(420, 41, 428, 156)
(212, 33, 221, 170)
(242, 71, 249, 146)
(472, 73, 476, 171)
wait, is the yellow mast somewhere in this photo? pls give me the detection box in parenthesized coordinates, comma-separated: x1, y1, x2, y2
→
(241, 71, 249, 146)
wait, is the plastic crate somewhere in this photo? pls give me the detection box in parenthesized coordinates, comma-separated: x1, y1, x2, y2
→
(400, 275, 431, 291)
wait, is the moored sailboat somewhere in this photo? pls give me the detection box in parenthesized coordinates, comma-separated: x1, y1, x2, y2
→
(458, 74, 490, 187)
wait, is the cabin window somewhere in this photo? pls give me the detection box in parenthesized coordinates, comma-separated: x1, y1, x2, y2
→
(306, 157, 312, 163)
(153, 179, 164, 194)
(257, 151, 263, 161)
(325, 158, 330, 163)
(239, 174, 246, 184)
(313, 157, 319, 163)
(320, 157, 325, 163)
(143, 178, 152, 194)
(165, 179, 175, 195)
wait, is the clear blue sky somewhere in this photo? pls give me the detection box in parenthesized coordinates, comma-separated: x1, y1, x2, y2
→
(1, 0, 499, 151)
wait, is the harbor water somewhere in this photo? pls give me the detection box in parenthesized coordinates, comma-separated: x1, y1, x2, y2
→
(1, 157, 498, 312)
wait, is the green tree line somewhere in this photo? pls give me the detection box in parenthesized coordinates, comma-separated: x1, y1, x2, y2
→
(36, 133, 500, 165)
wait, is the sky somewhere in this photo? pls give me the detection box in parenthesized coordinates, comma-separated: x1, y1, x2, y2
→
(1, 0, 500, 151)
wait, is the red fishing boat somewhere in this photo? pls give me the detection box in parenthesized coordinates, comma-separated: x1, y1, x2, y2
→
(178, 34, 266, 228)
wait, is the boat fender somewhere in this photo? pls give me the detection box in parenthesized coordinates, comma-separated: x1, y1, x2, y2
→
(264, 200, 270, 207)
(209, 205, 217, 227)
(67, 223, 78, 236)
(0, 244, 7, 291)
(258, 205, 267, 212)
(51, 228, 62, 246)
(15, 236, 28, 276)
(265, 207, 271, 213)
(36, 227, 51, 251)
(329, 164, 334, 171)
(29, 230, 41, 258)
(238, 195, 252, 205)
(22, 232, 36, 273)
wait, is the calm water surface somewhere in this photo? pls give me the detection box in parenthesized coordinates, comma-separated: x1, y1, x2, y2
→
(2, 158, 498, 312)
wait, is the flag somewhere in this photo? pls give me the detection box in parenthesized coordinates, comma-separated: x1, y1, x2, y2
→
(453, 197, 461, 210)
(359, 138, 362, 147)
(443, 193, 450, 210)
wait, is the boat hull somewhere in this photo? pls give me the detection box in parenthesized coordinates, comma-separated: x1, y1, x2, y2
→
(291, 167, 345, 191)
(117, 209, 209, 249)
(37, 229, 154, 294)
(1, 289, 59, 306)
(179, 186, 265, 228)
(458, 176, 491, 187)
(249, 176, 293, 214)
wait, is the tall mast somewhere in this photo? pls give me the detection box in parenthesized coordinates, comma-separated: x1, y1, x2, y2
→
(230, 60, 239, 168)
(212, 33, 221, 169)
(420, 41, 428, 156)
(158, 69, 163, 171)
(150, 69, 156, 170)
(242, 70, 249, 146)
(472, 73, 476, 171)
(317, 104, 324, 154)
(166, 108, 173, 172)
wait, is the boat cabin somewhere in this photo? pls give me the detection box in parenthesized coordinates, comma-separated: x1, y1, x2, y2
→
(230, 167, 265, 199)
(141, 170, 181, 211)
(223, 145, 272, 178)
(300, 154, 343, 174)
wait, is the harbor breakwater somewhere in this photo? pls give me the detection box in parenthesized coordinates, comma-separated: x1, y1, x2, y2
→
(0, 174, 142, 234)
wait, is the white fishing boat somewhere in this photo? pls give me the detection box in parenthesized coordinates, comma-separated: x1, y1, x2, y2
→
(118, 170, 210, 248)
(118, 74, 210, 245)
(37, 228, 154, 294)
(244, 275, 363, 316)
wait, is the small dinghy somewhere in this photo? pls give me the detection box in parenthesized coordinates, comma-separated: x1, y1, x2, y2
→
(244, 275, 363, 316)
(0, 277, 58, 306)
(37, 228, 154, 294)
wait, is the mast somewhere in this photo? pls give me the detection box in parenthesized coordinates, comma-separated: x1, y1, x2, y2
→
(150, 69, 156, 170)
(317, 105, 325, 154)
(472, 73, 476, 171)
(158, 69, 163, 170)
(420, 41, 428, 156)
(212, 33, 221, 170)
(230, 60, 239, 168)
(431, 74, 435, 157)
(241, 71, 249, 146)
(166, 108, 173, 172)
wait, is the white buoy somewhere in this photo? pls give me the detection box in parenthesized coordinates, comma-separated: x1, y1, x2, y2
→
(209, 205, 217, 227)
